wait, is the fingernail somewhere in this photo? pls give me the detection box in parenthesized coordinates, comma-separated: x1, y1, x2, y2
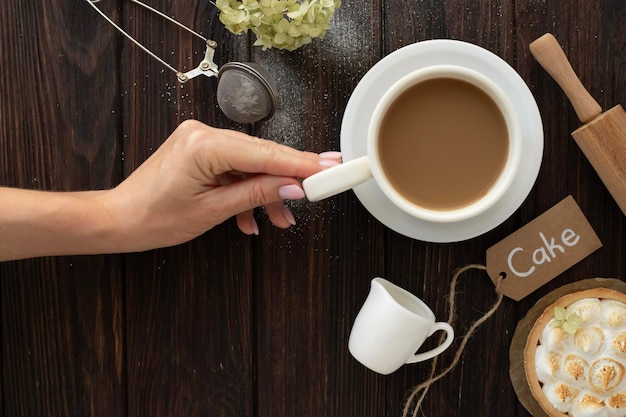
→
(319, 151, 342, 159)
(282, 206, 297, 226)
(251, 218, 260, 236)
(278, 184, 305, 200)
(319, 159, 340, 167)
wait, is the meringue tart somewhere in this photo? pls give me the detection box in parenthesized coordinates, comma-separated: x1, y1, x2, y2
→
(524, 288, 626, 417)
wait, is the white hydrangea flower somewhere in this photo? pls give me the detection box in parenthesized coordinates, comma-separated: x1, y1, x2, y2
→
(215, 0, 341, 51)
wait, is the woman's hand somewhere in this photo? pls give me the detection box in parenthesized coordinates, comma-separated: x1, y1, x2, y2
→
(106, 120, 341, 250)
(0, 120, 341, 261)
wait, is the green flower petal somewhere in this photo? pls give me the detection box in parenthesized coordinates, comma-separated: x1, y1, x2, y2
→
(554, 306, 567, 321)
(562, 321, 579, 334)
(567, 314, 583, 327)
(551, 307, 583, 334)
(551, 318, 564, 328)
(215, 0, 341, 50)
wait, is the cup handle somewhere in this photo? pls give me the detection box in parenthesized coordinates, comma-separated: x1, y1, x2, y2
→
(302, 155, 372, 201)
(406, 322, 455, 364)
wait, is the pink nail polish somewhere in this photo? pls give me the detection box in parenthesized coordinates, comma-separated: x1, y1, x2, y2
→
(278, 184, 305, 200)
(319, 151, 342, 159)
(319, 159, 340, 167)
(251, 218, 260, 236)
(283, 206, 297, 226)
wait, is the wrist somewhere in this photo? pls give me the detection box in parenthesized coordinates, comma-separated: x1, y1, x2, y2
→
(0, 188, 126, 260)
(96, 186, 151, 254)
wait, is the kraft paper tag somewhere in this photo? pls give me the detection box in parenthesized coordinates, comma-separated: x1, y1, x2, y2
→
(486, 196, 602, 301)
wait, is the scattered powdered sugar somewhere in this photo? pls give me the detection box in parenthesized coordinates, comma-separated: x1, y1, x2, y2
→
(246, 7, 376, 234)
(323, 7, 375, 64)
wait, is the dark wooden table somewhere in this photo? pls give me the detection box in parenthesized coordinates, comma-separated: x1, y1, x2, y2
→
(1, 1, 625, 416)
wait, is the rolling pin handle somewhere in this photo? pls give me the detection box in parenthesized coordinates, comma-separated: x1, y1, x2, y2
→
(529, 33, 602, 123)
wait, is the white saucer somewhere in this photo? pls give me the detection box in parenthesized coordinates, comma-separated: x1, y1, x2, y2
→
(341, 39, 544, 243)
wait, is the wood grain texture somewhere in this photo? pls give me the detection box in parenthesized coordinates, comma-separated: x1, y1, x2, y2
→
(1, 1, 125, 417)
(118, 2, 256, 417)
(572, 105, 626, 216)
(1, 1, 626, 417)
(529, 33, 603, 123)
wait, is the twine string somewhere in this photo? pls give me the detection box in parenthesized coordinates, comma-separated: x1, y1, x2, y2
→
(402, 264, 504, 417)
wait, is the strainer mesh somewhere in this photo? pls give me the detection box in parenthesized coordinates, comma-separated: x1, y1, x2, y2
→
(217, 69, 274, 123)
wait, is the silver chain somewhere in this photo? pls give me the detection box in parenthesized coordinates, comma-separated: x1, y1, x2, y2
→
(86, 0, 218, 82)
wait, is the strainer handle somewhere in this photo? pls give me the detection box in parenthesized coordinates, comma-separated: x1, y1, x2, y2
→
(86, 0, 219, 83)
(302, 156, 372, 201)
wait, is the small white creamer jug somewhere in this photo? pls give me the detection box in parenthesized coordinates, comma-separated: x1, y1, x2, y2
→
(348, 278, 454, 375)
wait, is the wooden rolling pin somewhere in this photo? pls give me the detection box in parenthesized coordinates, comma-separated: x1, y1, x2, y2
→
(530, 33, 626, 216)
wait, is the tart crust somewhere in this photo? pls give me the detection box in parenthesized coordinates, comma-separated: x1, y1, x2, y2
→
(524, 287, 626, 417)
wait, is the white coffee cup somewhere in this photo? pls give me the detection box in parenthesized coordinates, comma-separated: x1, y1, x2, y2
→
(303, 65, 522, 223)
(348, 277, 454, 375)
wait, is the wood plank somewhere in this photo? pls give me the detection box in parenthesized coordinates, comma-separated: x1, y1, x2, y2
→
(380, 1, 519, 416)
(250, 0, 386, 416)
(1, 258, 126, 417)
(515, 0, 626, 287)
(120, 2, 256, 416)
(124, 235, 254, 417)
(0, 1, 125, 416)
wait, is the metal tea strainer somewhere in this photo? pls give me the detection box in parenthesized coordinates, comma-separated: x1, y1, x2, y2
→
(86, 0, 277, 123)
